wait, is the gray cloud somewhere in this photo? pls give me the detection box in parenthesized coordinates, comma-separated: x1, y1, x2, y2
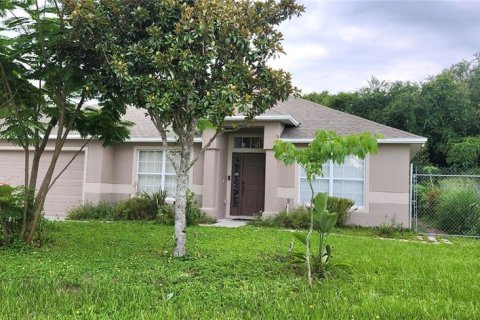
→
(270, 0, 480, 93)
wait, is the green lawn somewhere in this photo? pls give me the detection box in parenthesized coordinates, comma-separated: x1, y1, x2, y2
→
(1, 222, 479, 319)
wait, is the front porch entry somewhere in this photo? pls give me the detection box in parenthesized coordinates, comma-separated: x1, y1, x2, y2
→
(229, 153, 266, 216)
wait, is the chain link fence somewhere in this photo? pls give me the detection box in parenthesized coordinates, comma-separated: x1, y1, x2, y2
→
(412, 167, 480, 237)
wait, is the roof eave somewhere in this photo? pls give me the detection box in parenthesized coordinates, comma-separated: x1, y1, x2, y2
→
(224, 115, 299, 126)
(280, 137, 428, 144)
(52, 135, 203, 143)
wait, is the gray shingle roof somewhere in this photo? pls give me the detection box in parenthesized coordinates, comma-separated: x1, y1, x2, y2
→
(125, 107, 165, 139)
(272, 97, 424, 140)
(103, 97, 425, 141)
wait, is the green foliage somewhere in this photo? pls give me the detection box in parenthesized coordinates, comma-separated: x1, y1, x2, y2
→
(303, 54, 480, 167)
(113, 197, 158, 221)
(66, 202, 116, 221)
(446, 137, 480, 168)
(290, 193, 338, 278)
(274, 129, 378, 283)
(156, 191, 215, 227)
(1, 0, 132, 244)
(70, 0, 303, 256)
(185, 191, 203, 227)
(0, 185, 23, 245)
(416, 183, 441, 219)
(72, 0, 304, 132)
(327, 196, 355, 226)
(66, 191, 213, 226)
(251, 197, 354, 229)
(274, 130, 380, 181)
(436, 179, 480, 236)
(1, 221, 479, 318)
(250, 206, 311, 229)
(374, 215, 404, 238)
(114, 191, 167, 221)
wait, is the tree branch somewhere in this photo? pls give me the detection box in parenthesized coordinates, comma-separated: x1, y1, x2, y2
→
(148, 110, 180, 173)
(0, 61, 17, 110)
(185, 118, 253, 172)
(185, 128, 222, 172)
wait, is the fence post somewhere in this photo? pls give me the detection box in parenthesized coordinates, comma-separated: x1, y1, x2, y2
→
(409, 163, 413, 230)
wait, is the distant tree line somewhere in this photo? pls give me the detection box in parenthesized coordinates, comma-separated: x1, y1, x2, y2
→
(303, 54, 480, 168)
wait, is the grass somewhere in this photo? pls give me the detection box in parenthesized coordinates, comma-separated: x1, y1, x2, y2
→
(1, 222, 479, 319)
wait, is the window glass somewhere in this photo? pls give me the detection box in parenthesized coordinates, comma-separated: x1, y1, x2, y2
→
(233, 137, 264, 149)
(299, 156, 364, 207)
(137, 150, 179, 197)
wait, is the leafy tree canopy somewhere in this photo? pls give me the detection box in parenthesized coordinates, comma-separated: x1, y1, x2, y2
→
(0, 0, 132, 244)
(303, 54, 480, 167)
(69, 0, 304, 257)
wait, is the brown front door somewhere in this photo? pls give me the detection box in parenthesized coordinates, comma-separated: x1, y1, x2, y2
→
(230, 153, 266, 216)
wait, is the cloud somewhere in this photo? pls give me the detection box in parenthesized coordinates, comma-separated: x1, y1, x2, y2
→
(272, 0, 480, 93)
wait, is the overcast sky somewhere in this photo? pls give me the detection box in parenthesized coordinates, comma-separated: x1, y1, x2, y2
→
(269, 0, 480, 93)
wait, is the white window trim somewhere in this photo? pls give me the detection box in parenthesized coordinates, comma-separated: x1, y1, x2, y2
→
(298, 158, 366, 209)
(136, 149, 178, 201)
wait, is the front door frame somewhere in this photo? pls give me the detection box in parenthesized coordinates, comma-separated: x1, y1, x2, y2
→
(225, 133, 265, 219)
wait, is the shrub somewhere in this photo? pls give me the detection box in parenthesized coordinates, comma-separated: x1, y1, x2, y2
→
(156, 191, 215, 226)
(67, 201, 115, 220)
(0, 185, 24, 245)
(250, 196, 355, 229)
(250, 206, 310, 229)
(327, 196, 354, 226)
(113, 191, 167, 221)
(436, 179, 480, 235)
(156, 204, 175, 225)
(416, 183, 441, 219)
(67, 190, 214, 226)
(374, 214, 404, 238)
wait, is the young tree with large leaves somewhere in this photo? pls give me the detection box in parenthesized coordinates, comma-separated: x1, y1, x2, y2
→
(70, 0, 304, 257)
(274, 130, 379, 285)
(0, 0, 130, 244)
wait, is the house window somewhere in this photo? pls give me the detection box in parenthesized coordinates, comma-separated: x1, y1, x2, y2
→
(233, 137, 263, 149)
(299, 156, 365, 207)
(137, 150, 178, 197)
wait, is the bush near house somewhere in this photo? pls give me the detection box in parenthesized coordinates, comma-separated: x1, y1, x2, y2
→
(67, 202, 116, 221)
(67, 191, 215, 226)
(250, 196, 354, 229)
(0, 185, 23, 245)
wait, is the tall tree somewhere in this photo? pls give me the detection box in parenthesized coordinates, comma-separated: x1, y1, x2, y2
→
(0, 0, 130, 244)
(71, 0, 304, 257)
(417, 70, 478, 165)
(303, 54, 480, 167)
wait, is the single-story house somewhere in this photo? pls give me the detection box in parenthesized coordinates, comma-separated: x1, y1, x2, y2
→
(0, 97, 426, 227)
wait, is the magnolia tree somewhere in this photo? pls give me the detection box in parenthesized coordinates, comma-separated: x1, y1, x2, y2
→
(274, 130, 379, 285)
(71, 0, 304, 257)
(0, 0, 130, 244)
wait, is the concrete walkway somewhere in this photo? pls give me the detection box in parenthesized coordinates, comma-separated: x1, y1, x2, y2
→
(45, 215, 66, 221)
(202, 219, 248, 228)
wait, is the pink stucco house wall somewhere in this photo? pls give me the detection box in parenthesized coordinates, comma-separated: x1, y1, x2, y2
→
(0, 97, 426, 227)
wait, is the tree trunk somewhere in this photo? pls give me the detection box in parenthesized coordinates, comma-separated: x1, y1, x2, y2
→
(173, 169, 189, 257)
(23, 141, 65, 243)
(21, 150, 41, 237)
(173, 128, 194, 257)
